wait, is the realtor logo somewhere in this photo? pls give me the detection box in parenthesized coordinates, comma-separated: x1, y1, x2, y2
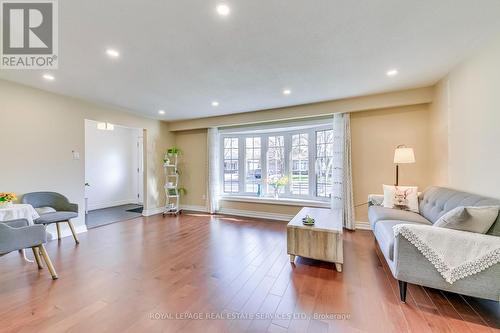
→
(1, 0, 58, 69)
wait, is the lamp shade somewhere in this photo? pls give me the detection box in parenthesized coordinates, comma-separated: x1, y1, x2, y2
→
(394, 147, 415, 164)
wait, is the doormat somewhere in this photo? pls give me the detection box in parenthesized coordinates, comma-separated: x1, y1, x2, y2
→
(127, 207, 143, 213)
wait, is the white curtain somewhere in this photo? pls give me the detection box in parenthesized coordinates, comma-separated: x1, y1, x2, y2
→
(331, 113, 355, 230)
(207, 127, 221, 214)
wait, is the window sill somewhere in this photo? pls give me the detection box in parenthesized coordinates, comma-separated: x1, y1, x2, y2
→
(220, 195, 330, 208)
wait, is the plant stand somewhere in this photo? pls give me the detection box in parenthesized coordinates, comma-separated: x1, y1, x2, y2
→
(163, 154, 182, 216)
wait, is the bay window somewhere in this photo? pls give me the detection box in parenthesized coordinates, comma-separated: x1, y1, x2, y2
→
(220, 121, 333, 201)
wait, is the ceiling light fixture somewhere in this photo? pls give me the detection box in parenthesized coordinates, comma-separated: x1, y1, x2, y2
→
(216, 4, 230, 16)
(106, 48, 120, 58)
(211, 101, 219, 107)
(283, 89, 291, 95)
(158, 110, 165, 115)
(43, 74, 55, 81)
(386, 69, 398, 77)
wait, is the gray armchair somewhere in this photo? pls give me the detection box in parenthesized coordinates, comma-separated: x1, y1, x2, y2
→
(0, 219, 58, 279)
(22, 192, 80, 244)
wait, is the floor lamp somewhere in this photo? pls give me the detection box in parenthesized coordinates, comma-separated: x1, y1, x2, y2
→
(393, 145, 415, 186)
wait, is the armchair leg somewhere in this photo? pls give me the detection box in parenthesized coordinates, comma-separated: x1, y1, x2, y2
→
(398, 280, 407, 303)
(67, 220, 80, 244)
(32, 247, 43, 269)
(38, 245, 58, 280)
(56, 223, 61, 240)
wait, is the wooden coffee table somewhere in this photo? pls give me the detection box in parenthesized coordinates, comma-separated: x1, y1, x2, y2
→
(287, 207, 343, 272)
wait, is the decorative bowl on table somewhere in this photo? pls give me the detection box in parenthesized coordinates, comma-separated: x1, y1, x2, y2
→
(302, 215, 315, 226)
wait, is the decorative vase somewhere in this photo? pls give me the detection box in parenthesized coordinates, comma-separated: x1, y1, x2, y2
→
(273, 187, 280, 199)
(0, 201, 13, 209)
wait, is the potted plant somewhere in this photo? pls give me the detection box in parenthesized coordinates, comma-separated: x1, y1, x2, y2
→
(0, 192, 17, 208)
(167, 146, 182, 157)
(167, 188, 187, 196)
(267, 176, 289, 199)
(164, 147, 182, 166)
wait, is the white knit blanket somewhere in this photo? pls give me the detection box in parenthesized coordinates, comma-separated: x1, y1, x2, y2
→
(393, 224, 500, 284)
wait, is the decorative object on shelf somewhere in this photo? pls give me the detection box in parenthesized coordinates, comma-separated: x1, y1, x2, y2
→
(267, 176, 289, 199)
(393, 145, 415, 186)
(0, 192, 17, 208)
(302, 214, 315, 225)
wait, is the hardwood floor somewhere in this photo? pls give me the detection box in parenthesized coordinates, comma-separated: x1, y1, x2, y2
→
(0, 212, 498, 333)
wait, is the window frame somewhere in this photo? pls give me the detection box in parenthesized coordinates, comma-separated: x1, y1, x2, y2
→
(220, 122, 332, 201)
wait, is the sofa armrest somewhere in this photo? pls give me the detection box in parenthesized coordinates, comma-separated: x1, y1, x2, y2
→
(392, 227, 500, 301)
(61, 202, 78, 213)
(368, 194, 384, 207)
(1, 218, 29, 228)
(0, 223, 47, 254)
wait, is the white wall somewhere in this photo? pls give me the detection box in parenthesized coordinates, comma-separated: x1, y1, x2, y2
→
(0, 79, 174, 238)
(431, 32, 500, 199)
(85, 120, 142, 210)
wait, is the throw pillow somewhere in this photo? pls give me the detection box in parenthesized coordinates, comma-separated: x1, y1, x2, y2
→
(383, 185, 419, 213)
(35, 207, 57, 215)
(434, 206, 499, 234)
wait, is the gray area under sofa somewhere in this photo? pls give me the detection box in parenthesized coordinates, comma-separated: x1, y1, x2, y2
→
(369, 186, 500, 302)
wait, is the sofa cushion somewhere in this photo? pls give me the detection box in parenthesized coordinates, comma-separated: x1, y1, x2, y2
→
(368, 206, 431, 230)
(35, 211, 78, 224)
(434, 206, 499, 234)
(374, 220, 425, 261)
(35, 207, 57, 215)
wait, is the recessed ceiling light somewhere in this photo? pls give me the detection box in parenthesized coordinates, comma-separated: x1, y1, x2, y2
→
(158, 110, 165, 115)
(386, 69, 398, 77)
(106, 48, 120, 58)
(216, 4, 230, 16)
(283, 89, 291, 95)
(43, 74, 55, 81)
(211, 101, 219, 107)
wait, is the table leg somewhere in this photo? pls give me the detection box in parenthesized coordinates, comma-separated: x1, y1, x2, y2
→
(289, 254, 295, 263)
(335, 263, 342, 272)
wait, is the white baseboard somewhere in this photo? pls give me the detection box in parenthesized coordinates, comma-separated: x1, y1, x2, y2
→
(143, 205, 209, 217)
(180, 204, 209, 212)
(88, 199, 138, 211)
(218, 208, 373, 231)
(142, 205, 372, 231)
(218, 208, 294, 221)
(355, 221, 371, 230)
(142, 206, 164, 217)
(47, 223, 88, 240)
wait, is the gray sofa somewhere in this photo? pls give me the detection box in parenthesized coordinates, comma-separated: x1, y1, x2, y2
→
(369, 186, 500, 302)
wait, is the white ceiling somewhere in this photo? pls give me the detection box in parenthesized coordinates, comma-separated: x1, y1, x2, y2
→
(1, 0, 500, 121)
